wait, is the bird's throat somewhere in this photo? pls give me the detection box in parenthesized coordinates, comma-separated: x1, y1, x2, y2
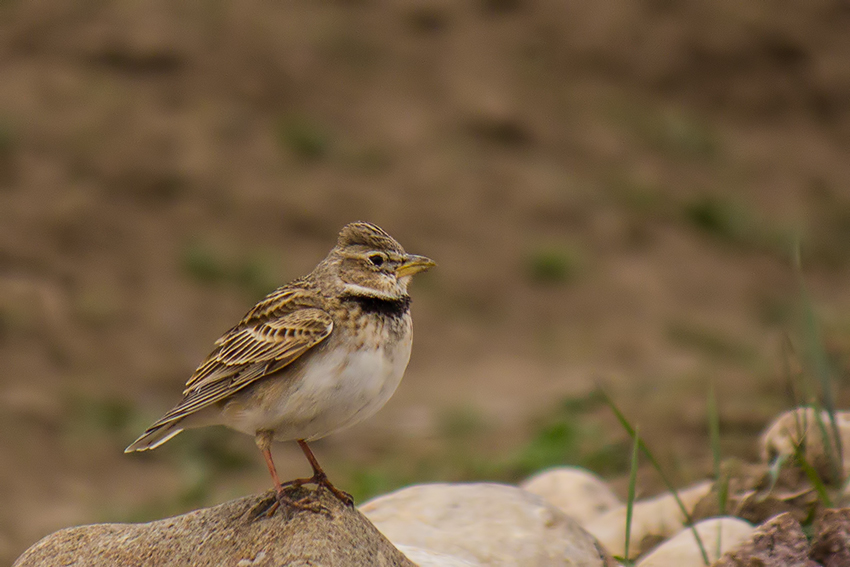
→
(341, 293, 411, 318)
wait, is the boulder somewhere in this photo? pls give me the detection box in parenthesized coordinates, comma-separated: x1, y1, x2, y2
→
(395, 544, 482, 566)
(760, 407, 850, 483)
(711, 512, 816, 567)
(635, 517, 753, 567)
(14, 487, 415, 567)
(810, 508, 850, 567)
(584, 481, 712, 558)
(360, 482, 612, 567)
(520, 467, 621, 524)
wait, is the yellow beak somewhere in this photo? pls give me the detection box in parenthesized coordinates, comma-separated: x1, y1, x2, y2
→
(396, 254, 436, 277)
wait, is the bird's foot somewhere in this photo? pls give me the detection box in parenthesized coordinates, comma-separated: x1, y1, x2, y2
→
(247, 487, 327, 520)
(313, 472, 354, 506)
(282, 472, 354, 506)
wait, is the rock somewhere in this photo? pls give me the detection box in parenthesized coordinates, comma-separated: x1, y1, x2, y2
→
(584, 481, 712, 558)
(690, 459, 820, 526)
(396, 544, 482, 566)
(521, 467, 621, 524)
(360, 482, 611, 567)
(810, 508, 850, 567)
(635, 517, 754, 567)
(711, 512, 816, 567)
(14, 487, 415, 567)
(760, 407, 850, 483)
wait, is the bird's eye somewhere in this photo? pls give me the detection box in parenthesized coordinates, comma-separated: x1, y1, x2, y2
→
(368, 254, 385, 267)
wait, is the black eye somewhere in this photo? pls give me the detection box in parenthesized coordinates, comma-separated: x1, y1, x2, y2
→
(369, 254, 385, 266)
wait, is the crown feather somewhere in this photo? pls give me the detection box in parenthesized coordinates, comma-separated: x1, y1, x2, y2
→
(337, 222, 404, 253)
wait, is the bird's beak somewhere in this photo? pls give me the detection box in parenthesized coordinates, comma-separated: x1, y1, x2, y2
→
(396, 254, 436, 277)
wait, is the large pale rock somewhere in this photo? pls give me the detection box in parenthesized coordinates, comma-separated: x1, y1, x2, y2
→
(711, 512, 817, 567)
(584, 481, 712, 558)
(760, 407, 850, 483)
(521, 467, 621, 524)
(636, 517, 754, 567)
(14, 487, 415, 567)
(360, 482, 612, 567)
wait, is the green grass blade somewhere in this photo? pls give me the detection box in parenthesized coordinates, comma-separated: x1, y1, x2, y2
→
(707, 384, 726, 560)
(708, 384, 725, 513)
(761, 453, 789, 501)
(793, 237, 843, 484)
(624, 425, 640, 563)
(796, 449, 832, 507)
(599, 387, 711, 566)
(800, 296, 842, 482)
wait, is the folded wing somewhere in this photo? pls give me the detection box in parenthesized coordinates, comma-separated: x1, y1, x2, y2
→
(125, 306, 333, 451)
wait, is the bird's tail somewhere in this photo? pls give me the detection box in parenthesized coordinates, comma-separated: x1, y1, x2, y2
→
(124, 421, 184, 453)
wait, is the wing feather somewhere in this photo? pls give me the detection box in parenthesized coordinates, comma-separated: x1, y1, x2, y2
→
(147, 306, 333, 428)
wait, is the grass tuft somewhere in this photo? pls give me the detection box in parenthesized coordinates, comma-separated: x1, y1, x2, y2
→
(502, 395, 628, 479)
(600, 387, 711, 566)
(795, 446, 832, 508)
(791, 236, 844, 487)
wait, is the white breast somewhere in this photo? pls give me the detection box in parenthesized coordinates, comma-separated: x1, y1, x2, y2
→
(223, 330, 413, 441)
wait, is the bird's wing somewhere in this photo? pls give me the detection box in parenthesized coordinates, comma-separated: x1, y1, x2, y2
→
(151, 303, 333, 426)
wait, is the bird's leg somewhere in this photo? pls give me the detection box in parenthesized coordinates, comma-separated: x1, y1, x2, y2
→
(257, 431, 283, 489)
(254, 430, 320, 515)
(297, 439, 354, 506)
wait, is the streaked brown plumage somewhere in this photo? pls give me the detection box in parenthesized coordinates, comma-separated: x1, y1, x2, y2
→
(126, 222, 434, 510)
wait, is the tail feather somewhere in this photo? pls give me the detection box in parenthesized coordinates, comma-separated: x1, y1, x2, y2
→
(124, 423, 184, 453)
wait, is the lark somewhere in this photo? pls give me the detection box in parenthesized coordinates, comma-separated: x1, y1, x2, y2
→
(125, 222, 434, 511)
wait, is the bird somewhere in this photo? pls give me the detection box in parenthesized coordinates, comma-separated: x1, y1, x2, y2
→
(125, 221, 435, 512)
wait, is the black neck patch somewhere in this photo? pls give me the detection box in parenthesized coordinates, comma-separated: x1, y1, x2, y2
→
(343, 294, 411, 318)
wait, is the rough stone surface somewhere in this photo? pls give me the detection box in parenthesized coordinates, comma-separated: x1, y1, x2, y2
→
(711, 512, 817, 567)
(636, 517, 754, 567)
(760, 407, 850, 483)
(360, 482, 610, 567)
(520, 466, 621, 524)
(811, 508, 850, 567)
(584, 481, 712, 558)
(14, 487, 415, 567)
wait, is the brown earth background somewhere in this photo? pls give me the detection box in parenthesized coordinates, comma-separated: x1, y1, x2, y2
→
(3, 0, 850, 563)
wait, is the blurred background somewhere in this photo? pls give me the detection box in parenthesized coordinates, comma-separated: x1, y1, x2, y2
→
(3, 0, 850, 562)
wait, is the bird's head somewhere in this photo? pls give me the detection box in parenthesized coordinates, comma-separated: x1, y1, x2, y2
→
(325, 222, 435, 300)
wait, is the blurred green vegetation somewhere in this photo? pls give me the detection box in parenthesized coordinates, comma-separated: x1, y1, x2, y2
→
(0, 115, 14, 158)
(684, 196, 753, 243)
(72, 286, 123, 329)
(181, 240, 282, 299)
(276, 115, 331, 161)
(667, 321, 757, 364)
(67, 394, 138, 436)
(524, 243, 583, 284)
(608, 101, 720, 161)
(344, 390, 628, 503)
(681, 194, 796, 259)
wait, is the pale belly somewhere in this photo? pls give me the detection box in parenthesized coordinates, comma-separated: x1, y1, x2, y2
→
(220, 332, 413, 441)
